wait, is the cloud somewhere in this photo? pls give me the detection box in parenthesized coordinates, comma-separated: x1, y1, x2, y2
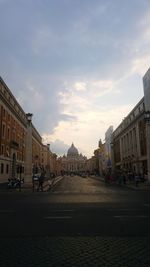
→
(17, 83, 45, 112)
(74, 82, 86, 91)
(0, 0, 150, 158)
(59, 78, 117, 115)
(46, 101, 133, 158)
(131, 55, 150, 76)
(42, 138, 70, 156)
(31, 25, 61, 56)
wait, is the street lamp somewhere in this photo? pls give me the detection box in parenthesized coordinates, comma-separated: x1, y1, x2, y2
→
(110, 142, 115, 172)
(25, 113, 33, 183)
(26, 113, 33, 123)
(144, 111, 150, 124)
(144, 111, 150, 182)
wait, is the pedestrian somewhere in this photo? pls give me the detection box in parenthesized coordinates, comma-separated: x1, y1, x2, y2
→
(135, 174, 139, 187)
(118, 172, 123, 185)
(123, 173, 126, 185)
(38, 171, 45, 191)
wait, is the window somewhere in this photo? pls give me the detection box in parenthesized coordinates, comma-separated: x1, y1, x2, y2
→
(1, 145, 4, 155)
(138, 107, 141, 113)
(3, 108, 6, 117)
(12, 129, 16, 141)
(1, 85, 4, 93)
(6, 146, 9, 157)
(1, 163, 4, 174)
(7, 127, 10, 140)
(2, 123, 6, 138)
(6, 164, 9, 174)
(8, 114, 10, 121)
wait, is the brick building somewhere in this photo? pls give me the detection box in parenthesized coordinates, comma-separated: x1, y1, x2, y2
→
(0, 77, 61, 183)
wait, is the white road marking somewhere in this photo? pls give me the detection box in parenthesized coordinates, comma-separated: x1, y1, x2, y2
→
(53, 210, 74, 212)
(109, 209, 140, 212)
(44, 216, 72, 219)
(114, 215, 149, 218)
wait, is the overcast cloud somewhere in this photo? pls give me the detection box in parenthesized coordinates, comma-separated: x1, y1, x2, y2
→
(0, 0, 150, 157)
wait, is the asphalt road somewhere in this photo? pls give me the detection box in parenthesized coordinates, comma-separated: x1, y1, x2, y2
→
(0, 175, 150, 266)
(0, 175, 150, 237)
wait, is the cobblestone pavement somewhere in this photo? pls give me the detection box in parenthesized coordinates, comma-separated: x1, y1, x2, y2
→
(1, 236, 150, 267)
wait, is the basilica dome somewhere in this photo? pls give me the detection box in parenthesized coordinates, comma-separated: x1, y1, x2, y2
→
(67, 143, 79, 157)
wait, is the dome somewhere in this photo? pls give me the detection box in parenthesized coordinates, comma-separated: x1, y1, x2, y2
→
(67, 143, 79, 157)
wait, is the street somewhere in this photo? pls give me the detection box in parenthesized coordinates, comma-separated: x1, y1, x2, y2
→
(0, 175, 150, 266)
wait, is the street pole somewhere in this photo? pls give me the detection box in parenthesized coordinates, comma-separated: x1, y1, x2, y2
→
(25, 113, 33, 184)
(146, 121, 150, 182)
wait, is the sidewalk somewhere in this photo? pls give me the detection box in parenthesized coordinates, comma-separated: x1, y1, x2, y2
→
(0, 176, 64, 193)
(90, 175, 150, 191)
(124, 180, 150, 191)
(43, 176, 64, 192)
(23, 176, 64, 192)
(1, 236, 150, 267)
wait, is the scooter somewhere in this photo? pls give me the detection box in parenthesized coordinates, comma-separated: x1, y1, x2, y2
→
(8, 178, 24, 189)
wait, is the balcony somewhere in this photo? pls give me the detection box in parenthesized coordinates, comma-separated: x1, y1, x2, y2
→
(10, 140, 19, 149)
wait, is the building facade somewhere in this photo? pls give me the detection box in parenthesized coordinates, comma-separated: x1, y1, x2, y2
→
(112, 98, 147, 175)
(105, 126, 113, 170)
(0, 77, 61, 182)
(60, 143, 87, 175)
(143, 67, 150, 180)
(0, 77, 28, 181)
(93, 139, 107, 176)
(112, 68, 150, 179)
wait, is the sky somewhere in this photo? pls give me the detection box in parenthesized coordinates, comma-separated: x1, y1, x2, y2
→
(0, 0, 150, 158)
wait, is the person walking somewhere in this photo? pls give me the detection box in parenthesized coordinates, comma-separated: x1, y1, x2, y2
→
(123, 173, 126, 185)
(38, 171, 45, 191)
(135, 173, 139, 187)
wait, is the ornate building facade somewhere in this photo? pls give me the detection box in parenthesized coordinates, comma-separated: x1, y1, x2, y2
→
(112, 68, 150, 180)
(0, 77, 61, 182)
(112, 97, 146, 175)
(60, 143, 87, 174)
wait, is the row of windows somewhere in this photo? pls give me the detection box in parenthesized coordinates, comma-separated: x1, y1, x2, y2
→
(114, 101, 145, 138)
(1, 163, 9, 174)
(0, 83, 26, 122)
(1, 145, 25, 160)
(1, 145, 10, 157)
(1, 121, 26, 146)
(0, 163, 25, 175)
(2, 107, 26, 133)
(1, 124, 25, 148)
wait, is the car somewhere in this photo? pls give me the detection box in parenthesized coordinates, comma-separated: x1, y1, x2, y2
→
(33, 173, 40, 181)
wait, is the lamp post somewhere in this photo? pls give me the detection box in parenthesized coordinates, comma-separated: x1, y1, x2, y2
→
(110, 142, 115, 173)
(26, 113, 33, 123)
(25, 113, 33, 183)
(144, 111, 150, 182)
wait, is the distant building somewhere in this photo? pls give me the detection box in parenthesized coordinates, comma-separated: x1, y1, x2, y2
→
(94, 139, 106, 176)
(112, 67, 150, 180)
(105, 126, 113, 170)
(112, 98, 146, 174)
(60, 143, 87, 174)
(86, 156, 97, 175)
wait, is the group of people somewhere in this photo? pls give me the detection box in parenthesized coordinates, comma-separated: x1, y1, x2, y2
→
(32, 171, 57, 192)
(32, 171, 45, 192)
(104, 171, 148, 187)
